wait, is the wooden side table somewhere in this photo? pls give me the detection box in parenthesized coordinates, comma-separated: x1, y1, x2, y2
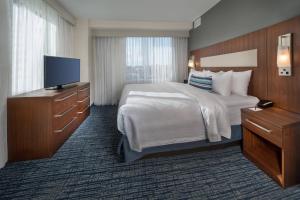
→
(241, 107, 300, 188)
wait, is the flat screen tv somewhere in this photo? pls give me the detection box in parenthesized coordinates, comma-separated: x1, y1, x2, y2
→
(44, 56, 80, 89)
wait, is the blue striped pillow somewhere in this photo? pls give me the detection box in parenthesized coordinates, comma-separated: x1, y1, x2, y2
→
(189, 74, 212, 91)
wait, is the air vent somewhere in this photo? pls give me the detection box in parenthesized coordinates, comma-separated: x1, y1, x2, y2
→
(193, 17, 201, 29)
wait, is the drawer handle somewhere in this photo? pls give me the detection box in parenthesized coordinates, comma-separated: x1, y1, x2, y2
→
(245, 119, 272, 133)
(79, 87, 89, 92)
(54, 105, 76, 118)
(54, 117, 77, 133)
(78, 106, 89, 114)
(55, 92, 77, 102)
(77, 96, 89, 103)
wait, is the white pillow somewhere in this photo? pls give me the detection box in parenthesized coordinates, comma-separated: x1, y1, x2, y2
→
(231, 70, 252, 96)
(211, 71, 233, 96)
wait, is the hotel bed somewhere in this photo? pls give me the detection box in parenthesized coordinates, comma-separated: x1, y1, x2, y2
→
(117, 82, 259, 162)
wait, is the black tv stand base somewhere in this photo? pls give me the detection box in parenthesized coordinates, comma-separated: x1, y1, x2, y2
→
(45, 85, 63, 90)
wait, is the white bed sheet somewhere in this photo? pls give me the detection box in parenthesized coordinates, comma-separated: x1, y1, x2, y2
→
(117, 82, 259, 151)
(118, 82, 231, 152)
(212, 94, 259, 125)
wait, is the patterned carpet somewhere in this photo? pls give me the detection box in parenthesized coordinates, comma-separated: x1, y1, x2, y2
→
(1, 106, 300, 200)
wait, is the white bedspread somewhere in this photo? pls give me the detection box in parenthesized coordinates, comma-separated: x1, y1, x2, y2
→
(117, 82, 231, 152)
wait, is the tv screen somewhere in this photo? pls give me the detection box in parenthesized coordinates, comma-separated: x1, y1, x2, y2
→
(44, 56, 80, 89)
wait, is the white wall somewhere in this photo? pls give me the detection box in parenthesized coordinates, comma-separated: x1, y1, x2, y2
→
(74, 19, 90, 82)
(88, 26, 94, 105)
(89, 20, 192, 30)
(74, 19, 94, 104)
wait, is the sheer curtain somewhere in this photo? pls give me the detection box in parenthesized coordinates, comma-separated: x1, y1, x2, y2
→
(126, 37, 187, 84)
(12, 0, 74, 95)
(92, 36, 188, 105)
(92, 37, 126, 105)
(172, 37, 188, 83)
(57, 17, 74, 57)
(0, 0, 12, 168)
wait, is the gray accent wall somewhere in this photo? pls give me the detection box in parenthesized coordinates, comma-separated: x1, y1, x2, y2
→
(189, 0, 300, 51)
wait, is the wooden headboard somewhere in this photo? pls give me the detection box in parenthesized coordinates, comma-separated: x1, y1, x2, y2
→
(190, 16, 300, 114)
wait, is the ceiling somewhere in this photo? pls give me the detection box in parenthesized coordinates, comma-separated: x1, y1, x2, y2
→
(57, 0, 220, 22)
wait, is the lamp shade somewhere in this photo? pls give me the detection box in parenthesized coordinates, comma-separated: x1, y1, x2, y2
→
(277, 46, 291, 68)
(188, 59, 195, 68)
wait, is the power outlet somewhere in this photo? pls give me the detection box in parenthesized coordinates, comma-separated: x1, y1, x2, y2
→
(279, 67, 291, 76)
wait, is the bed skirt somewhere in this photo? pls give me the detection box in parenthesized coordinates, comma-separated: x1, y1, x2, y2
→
(118, 125, 242, 162)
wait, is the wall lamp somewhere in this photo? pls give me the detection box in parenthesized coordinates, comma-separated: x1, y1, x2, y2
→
(188, 55, 195, 68)
(277, 33, 292, 76)
(188, 55, 195, 76)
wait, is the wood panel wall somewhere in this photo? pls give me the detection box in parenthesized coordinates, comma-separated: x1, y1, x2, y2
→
(266, 17, 300, 114)
(190, 16, 300, 114)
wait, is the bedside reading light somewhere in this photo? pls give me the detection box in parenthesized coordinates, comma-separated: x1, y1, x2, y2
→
(277, 33, 292, 76)
(188, 56, 195, 68)
(187, 56, 195, 76)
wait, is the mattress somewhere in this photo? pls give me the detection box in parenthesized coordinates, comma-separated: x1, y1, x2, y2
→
(118, 82, 233, 152)
(118, 82, 259, 153)
(214, 94, 259, 125)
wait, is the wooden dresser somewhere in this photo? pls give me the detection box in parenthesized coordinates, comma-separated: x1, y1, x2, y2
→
(242, 107, 300, 188)
(8, 82, 90, 162)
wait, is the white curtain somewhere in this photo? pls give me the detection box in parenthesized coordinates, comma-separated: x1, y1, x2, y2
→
(92, 36, 188, 105)
(57, 17, 74, 57)
(126, 37, 187, 84)
(172, 37, 188, 83)
(92, 37, 126, 105)
(0, 0, 12, 168)
(12, 0, 74, 95)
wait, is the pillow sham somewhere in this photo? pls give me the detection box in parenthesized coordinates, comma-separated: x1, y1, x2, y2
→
(231, 70, 252, 96)
(189, 74, 213, 91)
(211, 70, 233, 96)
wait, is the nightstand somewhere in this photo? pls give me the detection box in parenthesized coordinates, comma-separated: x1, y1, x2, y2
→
(241, 107, 300, 188)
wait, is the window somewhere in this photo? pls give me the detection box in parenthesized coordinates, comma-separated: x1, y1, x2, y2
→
(126, 37, 174, 83)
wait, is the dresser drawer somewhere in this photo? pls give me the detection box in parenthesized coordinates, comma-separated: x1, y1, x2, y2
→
(77, 106, 90, 124)
(53, 105, 77, 130)
(78, 96, 90, 112)
(78, 86, 90, 101)
(242, 114, 282, 147)
(53, 116, 77, 134)
(52, 116, 77, 153)
(53, 91, 77, 115)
